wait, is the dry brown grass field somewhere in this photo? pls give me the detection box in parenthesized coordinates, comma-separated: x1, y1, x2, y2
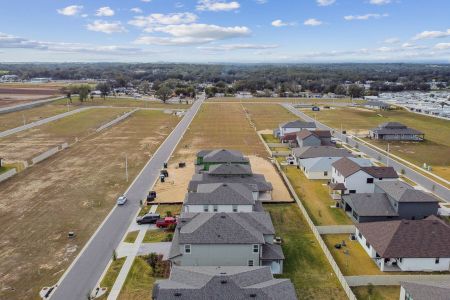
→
(0, 110, 179, 300)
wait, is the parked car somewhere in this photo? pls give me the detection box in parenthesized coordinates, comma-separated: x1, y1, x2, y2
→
(117, 195, 128, 206)
(136, 213, 160, 225)
(147, 191, 156, 204)
(156, 217, 177, 228)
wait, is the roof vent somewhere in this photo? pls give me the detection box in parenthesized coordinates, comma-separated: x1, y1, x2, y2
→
(220, 272, 227, 275)
(223, 183, 228, 187)
(250, 294, 257, 298)
(221, 280, 228, 284)
(174, 292, 182, 297)
(404, 221, 409, 224)
(220, 215, 226, 219)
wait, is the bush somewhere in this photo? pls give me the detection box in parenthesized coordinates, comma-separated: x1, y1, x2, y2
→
(164, 233, 173, 242)
(145, 253, 170, 278)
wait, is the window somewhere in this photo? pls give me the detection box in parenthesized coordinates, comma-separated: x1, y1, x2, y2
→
(366, 178, 374, 183)
(253, 244, 259, 253)
(213, 205, 218, 212)
(358, 232, 362, 239)
(349, 190, 356, 194)
(203, 205, 209, 212)
(435, 258, 440, 264)
(185, 244, 191, 254)
(248, 260, 254, 267)
(365, 241, 370, 248)
(232, 205, 238, 212)
(324, 171, 328, 176)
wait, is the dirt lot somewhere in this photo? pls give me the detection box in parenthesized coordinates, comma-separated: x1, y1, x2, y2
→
(0, 108, 130, 163)
(0, 110, 180, 300)
(207, 97, 354, 104)
(53, 96, 191, 109)
(0, 85, 62, 107)
(243, 103, 298, 130)
(153, 103, 291, 203)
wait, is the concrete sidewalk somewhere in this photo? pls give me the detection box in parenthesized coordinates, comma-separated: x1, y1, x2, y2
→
(316, 225, 356, 234)
(346, 274, 450, 286)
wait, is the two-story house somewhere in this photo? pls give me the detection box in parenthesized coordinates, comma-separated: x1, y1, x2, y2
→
(296, 129, 332, 148)
(341, 181, 440, 223)
(169, 212, 284, 274)
(329, 157, 398, 199)
(196, 149, 249, 171)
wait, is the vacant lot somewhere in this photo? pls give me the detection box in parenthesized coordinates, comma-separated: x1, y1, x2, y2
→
(243, 103, 298, 130)
(153, 103, 291, 202)
(0, 84, 62, 107)
(207, 97, 354, 104)
(352, 286, 400, 300)
(303, 107, 450, 180)
(0, 110, 179, 300)
(284, 166, 352, 225)
(265, 204, 347, 299)
(0, 104, 69, 132)
(0, 107, 130, 163)
(53, 96, 191, 109)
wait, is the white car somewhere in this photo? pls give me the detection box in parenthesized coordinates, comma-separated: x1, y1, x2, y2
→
(117, 195, 128, 206)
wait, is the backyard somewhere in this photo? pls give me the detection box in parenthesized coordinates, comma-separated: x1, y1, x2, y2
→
(264, 204, 347, 299)
(303, 107, 450, 180)
(0, 110, 180, 300)
(284, 166, 352, 225)
(352, 285, 400, 300)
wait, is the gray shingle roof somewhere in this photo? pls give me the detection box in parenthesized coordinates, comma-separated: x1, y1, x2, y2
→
(176, 212, 275, 245)
(280, 120, 316, 129)
(184, 183, 255, 206)
(400, 280, 450, 300)
(188, 173, 273, 192)
(293, 146, 353, 159)
(371, 122, 423, 135)
(261, 244, 285, 260)
(375, 181, 439, 203)
(153, 266, 298, 300)
(199, 149, 250, 163)
(356, 216, 450, 258)
(342, 193, 398, 217)
(207, 163, 253, 176)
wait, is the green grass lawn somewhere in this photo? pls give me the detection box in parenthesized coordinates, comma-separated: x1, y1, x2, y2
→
(352, 285, 400, 300)
(261, 134, 280, 143)
(118, 256, 156, 300)
(124, 231, 139, 243)
(264, 204, 347, 299)
(97, 257, 126, 299)
(284, 166, 352, 225)
(303, 107, 450, 180)
(322, 234, 383, 276)
(143, 230, 173, 243)
(155, 204, 181, 216)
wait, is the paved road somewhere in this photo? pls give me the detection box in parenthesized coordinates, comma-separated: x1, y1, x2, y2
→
(282, 103, 450, 202)
(346, 275, 450, 286)
(50, 96, 204, 300)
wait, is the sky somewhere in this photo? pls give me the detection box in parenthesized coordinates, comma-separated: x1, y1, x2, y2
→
(0, 0, 450, 63)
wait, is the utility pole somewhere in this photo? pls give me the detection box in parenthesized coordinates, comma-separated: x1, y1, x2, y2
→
(386, 143, 390, 167)
(125, 154, 129, 182)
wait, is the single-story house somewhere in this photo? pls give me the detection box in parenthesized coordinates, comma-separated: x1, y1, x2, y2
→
(169, 212, 285, 274)
(183, 183, 262, 213)
(196, 149, 249, 171)
(341, 180, 440, 223)
(292, 146, 353, 172)
(369, 122, 424, 141)
(276, 120, 316, 138)
(364, 100, 390, 110)
(399, 280, 450, 300)
(152, 266, 297, 300)
(355, 216, 450, 272)
(300, 157, 348, 180)
(296, 129, 332, 148)
(330, 157, 398, 199)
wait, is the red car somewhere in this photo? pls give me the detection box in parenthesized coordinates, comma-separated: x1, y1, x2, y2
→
(156, 217, 177, 228)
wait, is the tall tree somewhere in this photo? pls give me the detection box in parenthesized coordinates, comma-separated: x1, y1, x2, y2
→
(156, 84, 173, 103)
(96, 82, 111, 99)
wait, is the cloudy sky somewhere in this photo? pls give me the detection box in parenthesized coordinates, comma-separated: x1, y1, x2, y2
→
(0, 0, 449, 62)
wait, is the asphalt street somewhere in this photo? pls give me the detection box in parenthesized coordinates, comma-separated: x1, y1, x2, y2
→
(282, 103, 450, 202)
(50, 96, 204, 300)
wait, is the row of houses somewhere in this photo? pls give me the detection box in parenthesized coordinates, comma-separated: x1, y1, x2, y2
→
(275, 121, 450, 273)
(153, 149, 297, 299)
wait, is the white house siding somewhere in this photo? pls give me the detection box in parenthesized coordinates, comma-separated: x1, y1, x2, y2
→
(258, 191, 272, 201)
(262, 260, 282, 274)
(172, 244, 261, 267)
(304, 170, 329, 180)
(397, 258, 450, 272)
(331, 168, 397, 194)
(355, 229, 378, 258)
(399, 286, 407, 300)
(184, 204, 253, 213)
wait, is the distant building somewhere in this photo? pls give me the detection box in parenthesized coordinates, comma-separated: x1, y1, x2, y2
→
(236, 91, 253, 99)
(369, 122, 424, 141)
(30, 77, 51, 83)
(364, 100, 390, 110)
(296, 129, 332, 148)
(0, 74, 19, 82)
(152, 266, 297, 300)
(275, 120, 317, 138)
